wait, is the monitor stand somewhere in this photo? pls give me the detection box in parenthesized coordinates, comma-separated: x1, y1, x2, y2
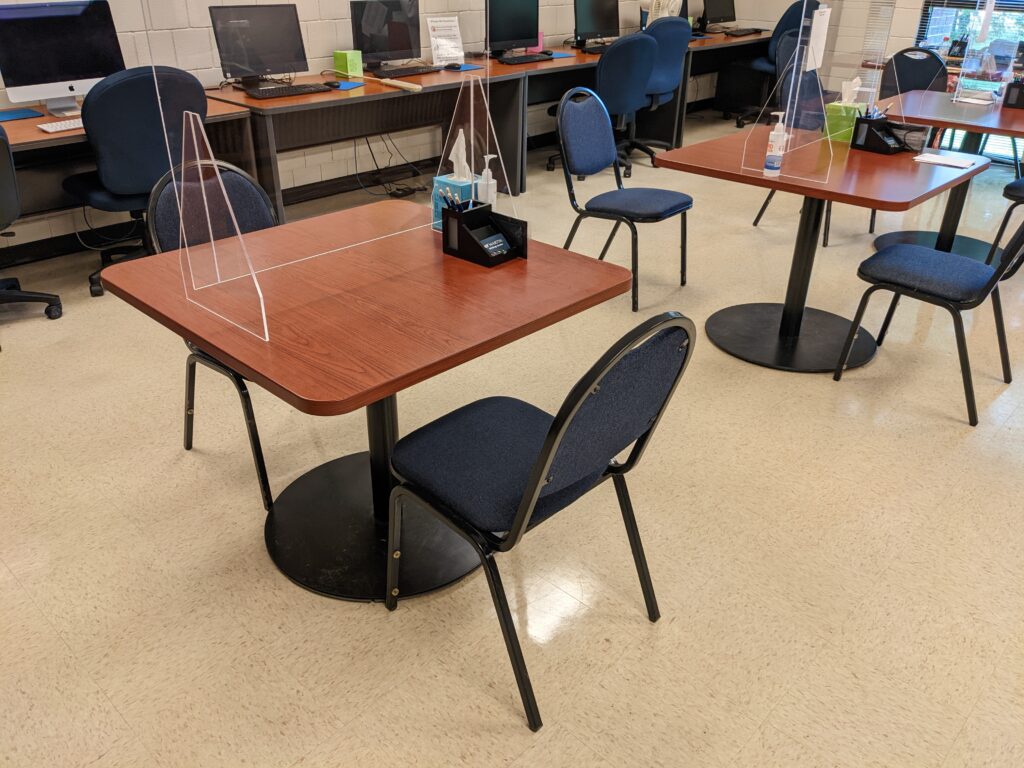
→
(45, 96, 81, 118)
(233, 76, 276, 94)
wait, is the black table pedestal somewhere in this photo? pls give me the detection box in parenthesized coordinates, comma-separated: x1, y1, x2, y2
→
(264, 396, 480, 601)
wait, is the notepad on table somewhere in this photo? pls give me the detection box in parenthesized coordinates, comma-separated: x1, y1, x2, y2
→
(913, 153, 976, 169)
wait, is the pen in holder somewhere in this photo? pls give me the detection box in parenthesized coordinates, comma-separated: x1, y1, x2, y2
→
(850, 115, 902, 155)
(441, 203, 528, 267)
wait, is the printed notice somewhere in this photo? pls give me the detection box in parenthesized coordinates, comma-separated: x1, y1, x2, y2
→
(428, 16, 464, 66)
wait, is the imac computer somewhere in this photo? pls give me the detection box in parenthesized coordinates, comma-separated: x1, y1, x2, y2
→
(573, 0, 619, 52)
(487, 0, 539, 59)
(210, 5, 311, 89)
(0, 1, 124, 117)
(350, 0, 430, 75)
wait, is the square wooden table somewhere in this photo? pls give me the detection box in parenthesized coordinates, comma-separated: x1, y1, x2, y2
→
(655, 127, 989, 372)
(103, 199, 631, 601)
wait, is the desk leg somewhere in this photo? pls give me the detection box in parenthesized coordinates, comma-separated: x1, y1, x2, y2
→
(676, 51, 693, 149)
(873, 131, 994, 260)
(251, 113, 287, 224)
(263, 394, 480, 601)
(705, 197, 877, 372)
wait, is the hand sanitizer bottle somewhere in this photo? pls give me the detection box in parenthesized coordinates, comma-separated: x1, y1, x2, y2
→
(764, 112, 786, 177)
(477, 154, 499, 205)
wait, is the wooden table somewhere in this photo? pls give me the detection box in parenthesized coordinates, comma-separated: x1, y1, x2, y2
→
(102, 199, 631, 601)
(876, 88, 1024, 259)
(655, 128, 989, 372)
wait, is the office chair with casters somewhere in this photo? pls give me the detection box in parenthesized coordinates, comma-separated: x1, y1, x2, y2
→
(547, 34, 658, 179)
(385, 312, 697, 731)
(834, 180, 1024, 426)
(632, 16, 693, 157)
(148, 160, 278, 511)
(0, 125, 62, 324)
(64, 66, 207, 297)
(556, 87, 693, 312)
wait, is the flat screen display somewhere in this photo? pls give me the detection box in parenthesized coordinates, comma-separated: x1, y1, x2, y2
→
(488, 0, 539, 52)
(703, 0, 736, 24)
(0, 1, 124, 88)
(350, 0, 421, 64)
(210, 5, 310, 79)
(575, 0, 619, 39)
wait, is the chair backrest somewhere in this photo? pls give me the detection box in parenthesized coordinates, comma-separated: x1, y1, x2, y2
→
(147, 160, 277, 253)
(0, 126, 19, 231)
(879, 48, 947, 100)
(556, 87, 620, 179)
(594, 33, 659, 118)
(644, 17, 693, 97)
(776, 30, 825, 131)
(501, 312, 697, 549)
(769, 0, 818, 63)
(991, 206, 1024, 285)
(82, 66, 207, 197)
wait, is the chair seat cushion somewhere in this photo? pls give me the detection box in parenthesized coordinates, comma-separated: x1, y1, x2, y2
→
(63, 172, 150, 213)
(391, 396, 600, 534)
(585, 188, 693, 221)
(1004, 177, 1024, 203)
(859, 244, 995, 303)
(749, 56, 775, 75)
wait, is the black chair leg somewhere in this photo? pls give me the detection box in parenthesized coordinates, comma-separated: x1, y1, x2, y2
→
(834, 286, 880, 381)
(612, 474, 660, 622)
(1014, 138, 1022, 179)
(627, 221, 639, 312)
(752, 190, 775, 227)
(385, 492, 403, 611)
(184, 355, 198, 450)
(598, 220, 623, 261)
(869, 209, 877, 234)
(481, 553, 543, 732)
(679, 212, 687, 287)
(949, 308, 979, 426)
(877, 294, 901, 347)
(822, 201, 832, 248)
(992, 287, 1013, 385)
(564, 214, 584, 250)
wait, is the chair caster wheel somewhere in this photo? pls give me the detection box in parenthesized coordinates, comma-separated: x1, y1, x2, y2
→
(577, 175, 585, 181)
(89, 283, 104, 297)
(45, 304, 62, 320)
(546, 162, 555, 171)
(624, 168, 632, 179)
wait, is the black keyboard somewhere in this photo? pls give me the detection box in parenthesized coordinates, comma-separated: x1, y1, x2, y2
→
(498, 53, 553, 65)
(583, 44, 609, 54)
(724, 28, 765, 37)
(373, 65, 442, 78)
(244, 83, 333, 99)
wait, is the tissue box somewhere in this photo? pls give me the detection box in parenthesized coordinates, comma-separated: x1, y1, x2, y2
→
(334, 50, 363, 77)
(432, 175, 477, 231)
(825, 102, 865, 144)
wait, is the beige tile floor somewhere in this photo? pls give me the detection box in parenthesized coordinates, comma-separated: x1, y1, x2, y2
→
(2, 114, 1024, 767)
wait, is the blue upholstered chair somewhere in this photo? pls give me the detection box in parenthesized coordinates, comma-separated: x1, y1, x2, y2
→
(557, 87, 693, 312)
(63, 66, 207, 296)
(834, 184, 1024, 426)
(384, 312, 697, 731)
(0, 125, 62, 325)
(627, 16, 693, 158)
(147, 160, 278, 510)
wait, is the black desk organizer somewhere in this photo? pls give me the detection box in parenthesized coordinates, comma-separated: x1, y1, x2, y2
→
(1004, 82, 1024, 109)
(441, 203, 528, 267)
(850, 116, 902, 155)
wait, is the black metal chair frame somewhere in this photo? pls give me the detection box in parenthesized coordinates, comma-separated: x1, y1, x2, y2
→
(385, 312, 697, 732)
(148, 160, 279, 510)
(557, 90, 688, 313)
(834, 201, 1024, 426)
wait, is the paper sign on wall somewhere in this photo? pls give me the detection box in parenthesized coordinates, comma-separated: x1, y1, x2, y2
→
(806, 7, 831, 72)
(649, 0, 683, 23)
(428, 16, 464, 66)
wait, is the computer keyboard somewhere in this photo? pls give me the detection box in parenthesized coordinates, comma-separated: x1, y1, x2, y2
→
(38, 118, 83, 133)
(724, 28, 765, 37)
(373, 65, 442, 78)
(583, 44, 609, 54)
(498, 53, 553, 65)
(243, 83, 333, 99)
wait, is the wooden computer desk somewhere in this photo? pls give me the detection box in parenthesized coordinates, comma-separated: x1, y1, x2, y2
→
(655, 128, 988, 373)
(102, 198, 631, 602)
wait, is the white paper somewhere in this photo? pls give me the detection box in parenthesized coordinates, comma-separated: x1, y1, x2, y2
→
(806, 8, 831, 72)
(649, 0, 682, 23)
(428, 16, 464, 66)
(954, 96, 995, 105)
(914, 153, 975, 169)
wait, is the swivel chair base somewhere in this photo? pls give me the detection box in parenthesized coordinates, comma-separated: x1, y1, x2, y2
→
(88, 211, 148, 297)
(0, 277, 62, 319)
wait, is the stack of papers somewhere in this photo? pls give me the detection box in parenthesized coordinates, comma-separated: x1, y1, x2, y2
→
(913, 154, 976, 169)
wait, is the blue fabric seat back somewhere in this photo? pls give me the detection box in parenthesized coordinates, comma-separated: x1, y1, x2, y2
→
(769, 0, 818, 63)
(539, 326, 691, 498)
(594, 34, 658, 118)
(644, 17, 692, 97)
(776, 30, 825, 131)
(0, 126, 19, 230)
(82, 66, 207, 197)
(557, 88, 619, 177)
(149, 162, 277, 253)
(879, 48, 947, 100)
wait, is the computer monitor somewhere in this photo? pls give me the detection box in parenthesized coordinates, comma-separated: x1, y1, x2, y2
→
(0, 1, 124, 117)
(702, 0, 736, 25)
(210, 5, 310, 87)
(488, 0, 539, 57)
(574, 0, 619, 48)
(350, 0, 421, 69)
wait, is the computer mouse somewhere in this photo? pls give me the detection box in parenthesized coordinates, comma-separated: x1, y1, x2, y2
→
(444, 63, 463, 71)
(325, 80, 340, 88)
(540, 50, 553, 56)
